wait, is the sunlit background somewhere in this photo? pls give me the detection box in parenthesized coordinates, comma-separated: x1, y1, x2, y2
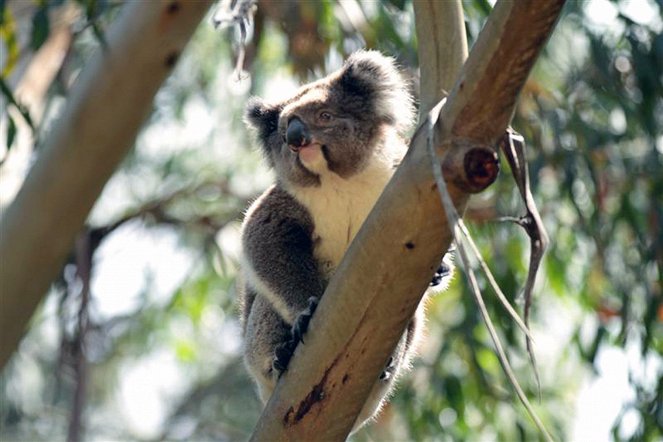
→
(1, 0, 661, 441)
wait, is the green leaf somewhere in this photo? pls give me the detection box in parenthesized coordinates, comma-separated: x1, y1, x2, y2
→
(0, 1, 19, 76)
(174, 339, 197, 362)
(0, 0, 7, 25)
(0, 78, 35, 130)
(473, 0, 493, 15)
(384, 0, 407, 10)
(31, 7, 50, 51)
(444, 375, 465, 415)
(6, 114, 16, 151)
(91, 22, 109, 50)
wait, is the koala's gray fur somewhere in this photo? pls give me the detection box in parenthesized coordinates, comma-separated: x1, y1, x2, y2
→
(240, 50, 450, 433)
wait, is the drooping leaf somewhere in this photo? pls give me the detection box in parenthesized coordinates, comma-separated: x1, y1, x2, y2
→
(30, 6, 50, 51)
(0, 78, 35, 130)
(0, 0, 6, 26)
(6, 114, 16, 151)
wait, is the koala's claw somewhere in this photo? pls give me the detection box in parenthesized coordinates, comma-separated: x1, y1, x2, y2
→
(292, 297, 319, 344)
(430, 262, 451, 287)
(273, 340, 296, 375)
(272, 297, 320, 376)
(379, 356, 395, 381)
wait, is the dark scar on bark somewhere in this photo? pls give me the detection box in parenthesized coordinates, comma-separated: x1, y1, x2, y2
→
(284, 362, 334, 426)
(167, 1, 180, 14)
(283, 304, 370, 426)
(165, 52, 179, 68)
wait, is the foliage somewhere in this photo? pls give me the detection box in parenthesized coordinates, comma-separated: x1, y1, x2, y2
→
(0, 0, 661, 441)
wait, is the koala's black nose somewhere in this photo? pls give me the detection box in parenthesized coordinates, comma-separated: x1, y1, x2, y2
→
(286, 117, 311, 149)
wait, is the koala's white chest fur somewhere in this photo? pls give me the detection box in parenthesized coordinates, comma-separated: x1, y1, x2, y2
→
(289, 153, 396, 276)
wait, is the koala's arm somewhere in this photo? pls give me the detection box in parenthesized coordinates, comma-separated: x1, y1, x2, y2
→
(241, 186, 325, 325)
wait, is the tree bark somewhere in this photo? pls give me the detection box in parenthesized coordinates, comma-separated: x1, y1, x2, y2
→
(249, 0, 565, 440)
(0, 0, 213, 369)
(414, 0, 468, 118)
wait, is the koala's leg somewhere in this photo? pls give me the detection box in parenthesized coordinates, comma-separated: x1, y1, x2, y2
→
(430, 251, 454, 287)
(243, 295, 291, 403)
(351, 302, 425, 434)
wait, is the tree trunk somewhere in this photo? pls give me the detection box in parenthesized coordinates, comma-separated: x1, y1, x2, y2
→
(0, 0, 213, 369)
(249, 0, 566, 440)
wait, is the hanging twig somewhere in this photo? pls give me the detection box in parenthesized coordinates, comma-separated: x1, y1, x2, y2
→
(425, 102, 552, 442)
(67, 230, 92, 442)
(212, 0, 257, 80)
(499, 128, 550, 393)
(432, 100, 534, 341)
(455, 217, 535, 343)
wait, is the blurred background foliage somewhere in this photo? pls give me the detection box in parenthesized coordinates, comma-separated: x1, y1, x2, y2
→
(0, 0, 661, 441)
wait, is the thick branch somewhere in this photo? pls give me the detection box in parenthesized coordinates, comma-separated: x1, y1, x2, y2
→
(414, 0, 467, 118)
(250, 0, 565, 440)
(0, 0, 213, 369)
(440, 0, 565, 143)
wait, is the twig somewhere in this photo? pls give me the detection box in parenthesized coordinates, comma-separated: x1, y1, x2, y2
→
(67, 230, 92, 442)
(499, 128, 550, 394)
(212, 0, 257, 80)
(425, 102, 553, 442)
(88, 179, 241, 244)
(455, 217, 535, 343)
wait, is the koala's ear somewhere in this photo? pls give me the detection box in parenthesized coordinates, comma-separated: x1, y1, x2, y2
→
(337, 50, 415, 132)
(339, 51, 398, 94)
(245, 97, 282, 140)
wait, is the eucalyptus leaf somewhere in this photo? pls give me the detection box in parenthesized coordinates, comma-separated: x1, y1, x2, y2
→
(6, 115, 16, 151)
(30, 7, 50, 51)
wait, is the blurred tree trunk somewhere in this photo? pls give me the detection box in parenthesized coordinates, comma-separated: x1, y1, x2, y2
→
(0, 0, 213, 369)
(249, 0, 565, 440)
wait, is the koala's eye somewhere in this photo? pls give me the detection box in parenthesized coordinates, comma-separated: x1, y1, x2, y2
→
(318, 111, 333, 122)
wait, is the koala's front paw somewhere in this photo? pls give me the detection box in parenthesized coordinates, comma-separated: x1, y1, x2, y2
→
(272, 297, 320, 376)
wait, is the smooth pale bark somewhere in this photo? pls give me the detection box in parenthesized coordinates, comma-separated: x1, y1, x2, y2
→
(0, 0, 213, 369)
(249, 0, 566, 440)
(414, 0, 468, 118)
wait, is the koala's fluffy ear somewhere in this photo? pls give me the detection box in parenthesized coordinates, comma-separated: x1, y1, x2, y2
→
(245, 97, 282, 147)
(337, 50, 415, 133)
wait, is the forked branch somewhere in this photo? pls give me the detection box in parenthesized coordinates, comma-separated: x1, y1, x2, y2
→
(250, 0, 565, 440)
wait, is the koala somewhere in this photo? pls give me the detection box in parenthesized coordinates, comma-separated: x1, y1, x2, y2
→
(239, 50, 452, 433)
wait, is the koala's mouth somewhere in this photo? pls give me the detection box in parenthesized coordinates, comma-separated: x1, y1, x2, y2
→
(294, 143, 321, 161)
(293, 143, 330, 174)
(289, 143, 321, 153)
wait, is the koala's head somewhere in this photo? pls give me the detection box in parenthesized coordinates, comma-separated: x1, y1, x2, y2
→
(245, 50, 414, 187)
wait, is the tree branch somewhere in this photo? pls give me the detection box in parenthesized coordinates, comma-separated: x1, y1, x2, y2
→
(249, 0, 565, 440)
(414, 0, 467, 118)
(0, 0, 213, 369)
